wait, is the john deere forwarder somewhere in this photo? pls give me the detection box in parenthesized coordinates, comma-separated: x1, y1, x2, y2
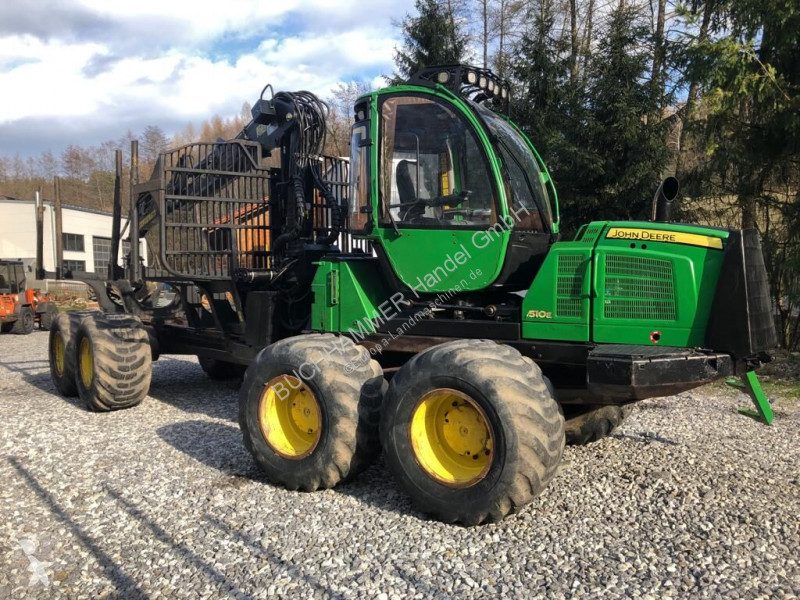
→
(47, 65, 776, 524)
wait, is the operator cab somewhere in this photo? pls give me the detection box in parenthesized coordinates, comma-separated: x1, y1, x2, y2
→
(349, 65, 559, 293)
(0, 261, 24, 294)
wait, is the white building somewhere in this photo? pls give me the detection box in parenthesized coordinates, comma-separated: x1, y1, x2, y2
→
(0, 195, 128, 276)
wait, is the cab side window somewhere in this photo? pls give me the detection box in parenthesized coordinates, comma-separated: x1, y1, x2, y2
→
(349, 123, 371, 231)
(380, 96, 496, 228)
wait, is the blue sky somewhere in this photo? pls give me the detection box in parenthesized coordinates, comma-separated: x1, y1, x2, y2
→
(0, 0, 416, 158)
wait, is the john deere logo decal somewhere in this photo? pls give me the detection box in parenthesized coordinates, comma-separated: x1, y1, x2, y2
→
(605, 227, 723, 250)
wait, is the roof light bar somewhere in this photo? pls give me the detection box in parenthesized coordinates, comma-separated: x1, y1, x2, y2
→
(406, 64, 512, 113)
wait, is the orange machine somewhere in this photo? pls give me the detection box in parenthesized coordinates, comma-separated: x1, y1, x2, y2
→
(0, 260, 58, 334)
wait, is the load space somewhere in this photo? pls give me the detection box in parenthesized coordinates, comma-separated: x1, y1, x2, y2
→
(46, 64, 776, 525)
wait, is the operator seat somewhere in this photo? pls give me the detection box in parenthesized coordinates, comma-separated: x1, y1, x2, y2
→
(396, 160, 425, 221)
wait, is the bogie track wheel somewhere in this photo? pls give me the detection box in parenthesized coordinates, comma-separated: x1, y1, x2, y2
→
(239, 333, 385, 491)
(564, 405, 633, 445)
(198, 356, 246, 380)
(48, 310, 96, 397)
(381, 339, 565, 525)
(39, 303, 59, 331)
(74, 313, 152, 411)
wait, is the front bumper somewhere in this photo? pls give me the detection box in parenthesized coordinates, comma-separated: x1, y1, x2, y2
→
(587, 344, 734, 401)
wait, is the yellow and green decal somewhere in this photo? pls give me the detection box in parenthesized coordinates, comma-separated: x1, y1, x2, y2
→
(605, 227, 723, 250)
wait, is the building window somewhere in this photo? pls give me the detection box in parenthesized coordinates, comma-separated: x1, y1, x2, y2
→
(93, 237, 129, 275)
(93, 236, 112, 274)
(63, 233, 85, 252)
(63, 260, 86, 273)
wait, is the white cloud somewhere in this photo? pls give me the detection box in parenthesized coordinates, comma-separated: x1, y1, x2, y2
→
(0, 0, 416, 156)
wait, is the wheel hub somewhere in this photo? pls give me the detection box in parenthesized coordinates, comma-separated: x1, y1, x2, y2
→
(53, 333, 65, 377)
(258, 375, 321, 459)
(409, 388, 494, 487)
(78, 337, 93, 388)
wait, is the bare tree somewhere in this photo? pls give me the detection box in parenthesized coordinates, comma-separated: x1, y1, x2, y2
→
(37, 150, 59, 180)
(482, 0, 489, 68)
(141, 125, 169, 163)
(649, 0, 667, 109)
(326, 80, 373, 157)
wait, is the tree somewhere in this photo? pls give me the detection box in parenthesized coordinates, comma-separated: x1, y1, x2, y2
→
(579, 5, 672, 225)
(676, 0, 800, 348)
(489, 0, 528, 78)
(393, 0, 470, 83)
(325, 80, 373, 157)
(511, 0, 574, 160)
(37, 150, 59, 180)
(141, 125, 168, 163)
(61, 145, 93, 182)
(510, 2, 672, 233)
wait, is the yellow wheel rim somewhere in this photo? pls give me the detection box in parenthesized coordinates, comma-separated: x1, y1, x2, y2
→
(78, 337, 93, 389)
(53, 333, 65, 377)
(409, 388, 494, 487)
(258, 375, 321, 459)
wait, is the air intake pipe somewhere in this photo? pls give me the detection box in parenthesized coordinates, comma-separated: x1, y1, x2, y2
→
(652, 177, 679, 222)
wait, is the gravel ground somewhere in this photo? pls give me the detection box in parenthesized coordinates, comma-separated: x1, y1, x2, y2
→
(1, 331, 798, 600)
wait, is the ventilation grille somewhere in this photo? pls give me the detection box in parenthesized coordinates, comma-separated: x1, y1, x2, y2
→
(603, 255, 677, 320)
(580, 225, 602, 243)
(556, 254, 587, 319)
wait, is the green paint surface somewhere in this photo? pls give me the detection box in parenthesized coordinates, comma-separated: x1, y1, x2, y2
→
(593, 221, 727, 347)
(522, 220, 729, 347)
(311, 260, 393, 336)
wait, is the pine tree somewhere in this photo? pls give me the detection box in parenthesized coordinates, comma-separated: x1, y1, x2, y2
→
(574, 5, 672, 228)
(393, 0, 470, 83)
(677, 1, 800, 348)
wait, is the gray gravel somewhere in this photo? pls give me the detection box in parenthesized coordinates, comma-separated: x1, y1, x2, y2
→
(1, 331, 798, 599)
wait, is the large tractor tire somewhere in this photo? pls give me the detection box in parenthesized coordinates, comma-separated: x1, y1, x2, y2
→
(74, 313, 152, 411)
(49, 311, 95, 397)
(0, 322, 12, 333)
(11, 306, 34, 335)
(38, 303, 58, 331)
(198, 356, 246, 380)
(239, 333, 385, 491)
(380, 339, 565, 526)
(564, 405, 632, 446)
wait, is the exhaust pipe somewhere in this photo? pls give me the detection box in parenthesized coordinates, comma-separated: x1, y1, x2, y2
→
(652, 176, 679, 222)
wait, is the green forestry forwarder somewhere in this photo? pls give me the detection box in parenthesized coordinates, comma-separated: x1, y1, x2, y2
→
(47, 65, 776, 524)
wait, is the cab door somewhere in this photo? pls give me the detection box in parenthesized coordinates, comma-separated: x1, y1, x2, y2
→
(374, 93, 508, 293)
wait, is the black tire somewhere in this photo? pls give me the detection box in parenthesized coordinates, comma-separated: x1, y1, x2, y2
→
(48, 311, 95, 397)
(74, 313, 152, 411)
(564, 405, 632, 445)
(381, 339, 565, 526)
(198, 356, 246, 380)
(239, 333, 385, 491)
(39, 303, 58, 331)
(11, 307, 34, 334)
(0, 322, 12, 333)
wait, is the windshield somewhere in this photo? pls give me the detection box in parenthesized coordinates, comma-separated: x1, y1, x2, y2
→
(472, 103, 554, 232)
(380, 95, 497, 229)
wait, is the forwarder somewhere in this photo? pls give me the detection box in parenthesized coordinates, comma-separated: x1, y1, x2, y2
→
(47, 65, 776, 524)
